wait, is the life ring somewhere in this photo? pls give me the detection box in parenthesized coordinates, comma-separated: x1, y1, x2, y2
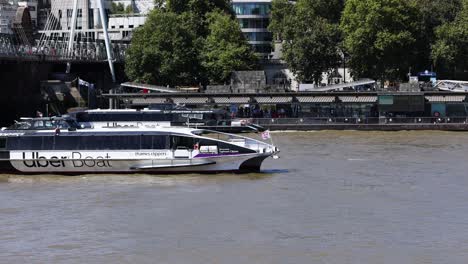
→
(433, 111, 440, 117)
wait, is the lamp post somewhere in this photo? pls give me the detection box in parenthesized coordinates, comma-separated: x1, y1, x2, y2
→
(340, 49, 347, 84)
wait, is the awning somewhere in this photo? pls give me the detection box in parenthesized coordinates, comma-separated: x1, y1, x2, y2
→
(212, 97, 251, 104)
(121, 82, 179, 93)
(172, 97, 209, 104)
(131, 98, 168, 105)
(425, 95, 466, 103)
(296, 96, 336, 103)
(339, 96, 378, 103)
(254, 96, 292, 103)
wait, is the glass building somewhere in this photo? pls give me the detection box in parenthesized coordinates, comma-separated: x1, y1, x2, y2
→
(232, 0, 274, 58)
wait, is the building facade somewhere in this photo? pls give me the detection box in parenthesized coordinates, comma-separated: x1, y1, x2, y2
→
(0, 0, 16, 34)
(232, 0, 278, 60)
(42, 0, 153, 41)
(18, 0, 37, 27)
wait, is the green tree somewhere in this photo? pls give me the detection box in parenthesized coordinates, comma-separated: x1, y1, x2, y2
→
(201, 11, 258, 84)
(270, 0, 342, 84)
(268, 0, 294, 40)
(126, 2, 258, 86)
(411, 0, 461, 71)
(165, 0, 234, 37)
(125, 4, 134, 14)
(341, 0, 420, 84)
(301, 0, 344, 23)
(432, 0, 468, 78)
(110, 2, 134, 14)
(125, 10, 201, 86)
(110, 3, 125, 14)
(164, 0, 233, 15)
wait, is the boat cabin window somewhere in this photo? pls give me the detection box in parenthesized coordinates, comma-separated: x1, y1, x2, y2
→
(7, 135, 170, 150)
(6, 119, 77, 131)
(0, 138, 6, 149)
(140, 135, 169, 149)
(32, 120, 55, 129)
(170, 136, 194, 150)
(8, 121, 31, 130)
(6, 136, 44, 150)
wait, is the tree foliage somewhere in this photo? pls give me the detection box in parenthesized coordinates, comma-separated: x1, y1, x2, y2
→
(201, 11, 258, 83)
(298, 0, 344, 23)
(432, 0, 468, 78)
(126, 1, 257, 86)
(269, 0, 342, 84)
(110, 2, 134, 14)
(125, 10, 201, 86)
(409, 0, 462, 71)
(341, 0, 420, 83)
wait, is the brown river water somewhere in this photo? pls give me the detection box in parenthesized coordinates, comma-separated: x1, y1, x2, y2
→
(1, 131, 468, 263)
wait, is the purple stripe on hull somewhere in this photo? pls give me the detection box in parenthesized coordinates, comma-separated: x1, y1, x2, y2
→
(195, 153, 244, 158)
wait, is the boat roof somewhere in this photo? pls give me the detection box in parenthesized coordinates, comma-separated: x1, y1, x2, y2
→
(81, 125, 201, 134)
(71, 108, 224, 113)
(1, 124, 204, 136)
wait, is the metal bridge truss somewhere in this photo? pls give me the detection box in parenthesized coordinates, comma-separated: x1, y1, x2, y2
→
(0, 0, 123, 75)
(0, 35, 128, 63)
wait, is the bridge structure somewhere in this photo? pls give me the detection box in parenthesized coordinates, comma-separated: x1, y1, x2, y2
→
(0, 35, 128, 63)
(0, 0, 124, 80)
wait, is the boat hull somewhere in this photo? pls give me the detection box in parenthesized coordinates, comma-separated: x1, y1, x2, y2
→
(0, 151, 272, 175)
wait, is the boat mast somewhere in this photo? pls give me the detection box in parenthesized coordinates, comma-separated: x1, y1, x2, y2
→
(65, 0, 116, 82)
(66, 0, 79, 74)
(97, 0, 116, 83)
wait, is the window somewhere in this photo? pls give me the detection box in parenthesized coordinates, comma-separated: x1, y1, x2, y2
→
(232, 3, 271, 16)
(8, 136, 44, 150)
(0, 138, 6, 149)
(244, 32, 273, 42)
(140, 135, 168, 149)
(252, 44, 272, 53)
(54, 136, 80, 150)
(7, 135, 172, 151)
(88, 9, 94, 28)
(170, 136, 194, 150)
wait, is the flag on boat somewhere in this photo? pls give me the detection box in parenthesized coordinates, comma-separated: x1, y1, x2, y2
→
(78, 78, 94, 89)
(261, 130, 271, 140)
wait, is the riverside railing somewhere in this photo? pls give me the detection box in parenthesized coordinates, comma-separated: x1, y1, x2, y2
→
(242, 117, 468, 126)
(0, 42, 128, 62)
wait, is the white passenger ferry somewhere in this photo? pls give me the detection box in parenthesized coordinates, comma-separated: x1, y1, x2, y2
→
(0, 117, 278, 174)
